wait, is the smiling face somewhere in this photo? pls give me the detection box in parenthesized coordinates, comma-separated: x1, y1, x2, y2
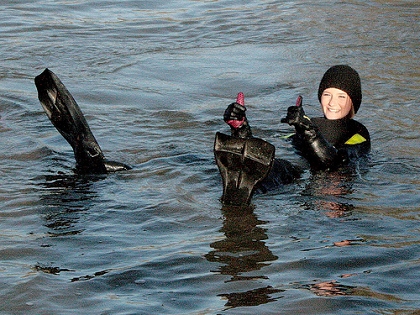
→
(320, 88, 354, 120)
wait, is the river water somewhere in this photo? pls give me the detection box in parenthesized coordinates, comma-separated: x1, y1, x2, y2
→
(1, 1, 419, 314)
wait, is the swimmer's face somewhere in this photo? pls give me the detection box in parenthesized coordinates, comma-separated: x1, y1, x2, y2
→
(320, 88, 354, 120)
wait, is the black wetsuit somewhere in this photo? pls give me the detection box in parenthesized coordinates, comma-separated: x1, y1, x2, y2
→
(256, 116, 370, 192)
(293, 117, 370, 168)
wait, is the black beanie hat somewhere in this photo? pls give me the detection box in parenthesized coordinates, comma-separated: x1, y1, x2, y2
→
(318, 65, 362, 114)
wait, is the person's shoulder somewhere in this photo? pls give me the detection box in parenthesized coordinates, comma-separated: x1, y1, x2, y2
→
(347, 118, 370, 144)
(349, 119, 369, 136)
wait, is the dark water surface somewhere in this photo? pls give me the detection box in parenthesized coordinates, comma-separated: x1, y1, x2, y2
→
(1, 1, 419, 314)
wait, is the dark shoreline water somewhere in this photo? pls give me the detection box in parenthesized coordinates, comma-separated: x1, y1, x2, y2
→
(1, 1, 419, 314)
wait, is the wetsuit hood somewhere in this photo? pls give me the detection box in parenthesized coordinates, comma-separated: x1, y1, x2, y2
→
(318, 65, 362, 114)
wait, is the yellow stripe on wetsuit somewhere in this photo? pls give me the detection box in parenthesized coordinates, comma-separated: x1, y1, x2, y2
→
(345, 133, 367, 145)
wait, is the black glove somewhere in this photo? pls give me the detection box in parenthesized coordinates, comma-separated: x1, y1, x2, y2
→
(281, 105, 314, 132)
(224, 102, 246, 127)
(223, 102, 252, 138)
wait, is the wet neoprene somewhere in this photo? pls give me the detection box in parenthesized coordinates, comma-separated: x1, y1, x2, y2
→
(281, 103, 370, 170)
(291, 116, 370, 170)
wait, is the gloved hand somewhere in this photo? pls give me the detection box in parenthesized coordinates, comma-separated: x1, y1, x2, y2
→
(281, 96, 314, 132)
(224, 102, 246, 129)
(281, 96, 339, 169)
(223, 92, 252, 138)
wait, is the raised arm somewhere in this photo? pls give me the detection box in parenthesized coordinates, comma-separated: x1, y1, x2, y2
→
(281, 96, 344, 170)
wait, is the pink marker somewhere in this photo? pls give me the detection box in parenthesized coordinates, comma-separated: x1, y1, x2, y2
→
(236, 92, 244, 106)
(227, 92, 245, 129)
(295, 95, 302, 107)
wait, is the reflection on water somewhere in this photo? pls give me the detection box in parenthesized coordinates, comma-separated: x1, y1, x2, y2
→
(206, 206, 283, 308)
(206, 206, 278, 279)
(218, 285, 284, 309)
(38, 173, 104, 236)
(301, 168, 359, 218)
(307, 280, 353, 297)
(294, 278, 403, 302)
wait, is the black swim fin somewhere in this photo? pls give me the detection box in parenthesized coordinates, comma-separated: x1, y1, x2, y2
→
(35, 68, 130, 173)
(214, 132, 275, 206)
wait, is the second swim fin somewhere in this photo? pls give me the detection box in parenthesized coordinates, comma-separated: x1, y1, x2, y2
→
(35, 68, 129, 173)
